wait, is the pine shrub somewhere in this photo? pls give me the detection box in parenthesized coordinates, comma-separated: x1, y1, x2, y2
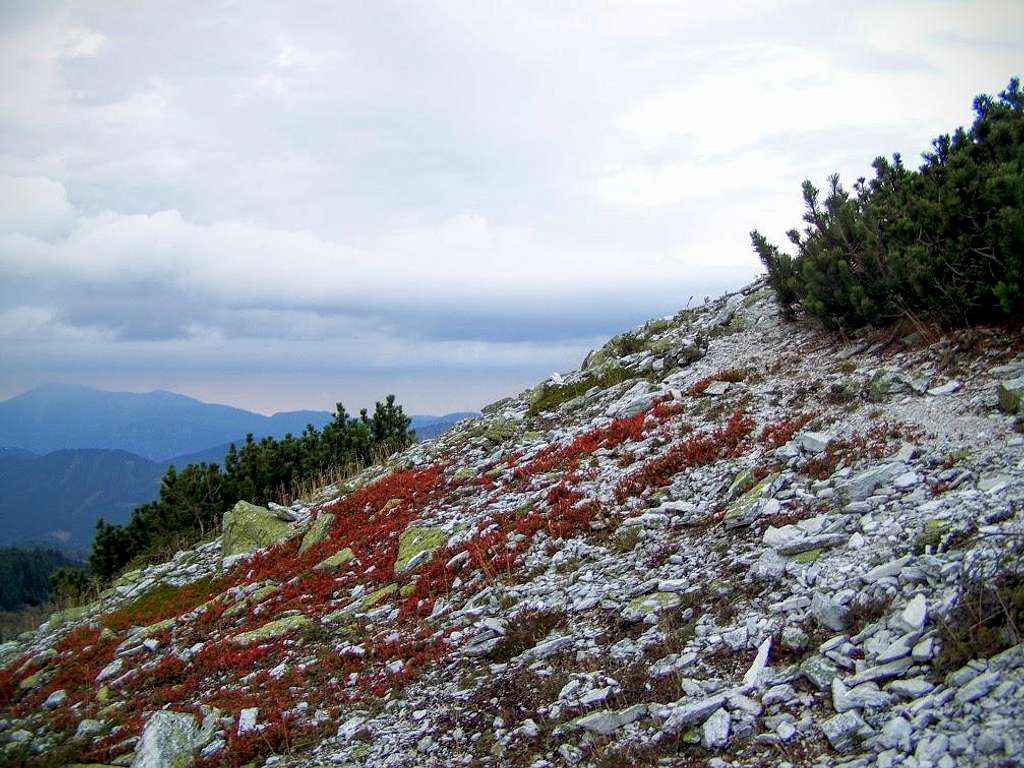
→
(752, 78, 1023, 329)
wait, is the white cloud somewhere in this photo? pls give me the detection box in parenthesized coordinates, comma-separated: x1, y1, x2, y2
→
(0, 175, 77, 238)
(0, 1, 1018, 410)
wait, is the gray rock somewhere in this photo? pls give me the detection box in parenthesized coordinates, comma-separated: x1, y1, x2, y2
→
(846, 657, 914, 686)
(955, 671, 1000, 704)
(880, 716, 912, 753)
(810, 591, 847, 631)
(752, 551, 788, 581)
(915, 733, 949, 763)
(662, 693, 728, 733)
(743, 636, 773, 688)
(832, 678, 893, 712)
(519, 635, 573, 661)
(801, 656, 840, 691)
(761, 683, 797, 707)
(75, 718, 103, 738)
(821, 710, 870, 752)
(843, 463, 904, 501)
(42, 689, 66, 709)
(96, 657, 124, 683)
(701, 707, 731, 749)
(130, 711, 198, 768)
(781, 626, 808, 651)
(238, 707, 258, 734)
(777, 533, 848, 556)
(336, 715, 367, 742)
(798, 432, 830, 454)
(977, 728, 1005, 755)
(899, 594, 928, 631)
(886, 676, 934, 699)
(862, 556, 912, 583)
(927, 380, 960, 396)
(576, 704, 647, 736)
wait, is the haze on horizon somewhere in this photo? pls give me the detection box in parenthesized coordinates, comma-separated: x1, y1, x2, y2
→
(1, 1, 1020, 414)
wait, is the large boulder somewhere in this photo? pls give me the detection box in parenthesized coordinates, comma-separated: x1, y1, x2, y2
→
(131, 710, 197, 768)
(221, 501, 292, 558)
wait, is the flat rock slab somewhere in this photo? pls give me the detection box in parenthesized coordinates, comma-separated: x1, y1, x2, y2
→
(776, 533, 848, 556)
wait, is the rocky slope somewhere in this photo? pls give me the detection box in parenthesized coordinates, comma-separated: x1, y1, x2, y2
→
(2, 280, 1024, 768)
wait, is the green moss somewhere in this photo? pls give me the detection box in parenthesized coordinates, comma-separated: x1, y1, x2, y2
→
(914, 519, 951, 554)
(47, 604, 89, 628)
(223, 581, 280, 618)
(998, 380, 1023, 413)
(138, 617, 176, 637)
(528, 365, 646, 416)
(298, 512, 335, 555)
(943, 448, 971, 465)
(314, 548, 355, 572)
(18, 668, 50, 690)
(395, 526, 445, 573)
(222, 500, 293, 557)
(230, 614, 312, 646)
(627, 591, 682, 616)
(463, 418, 522, 443)
(793, 548, 822, 563)
(362, 583, 398, 610)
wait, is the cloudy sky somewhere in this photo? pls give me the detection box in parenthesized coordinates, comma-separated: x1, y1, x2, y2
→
(0, 1, 1020, 414)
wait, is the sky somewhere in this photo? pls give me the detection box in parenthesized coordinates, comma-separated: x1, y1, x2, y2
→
(0, 1, 1021, 414)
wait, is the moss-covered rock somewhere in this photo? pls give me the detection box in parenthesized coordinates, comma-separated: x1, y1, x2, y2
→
(314, 548, 355, 572)
(395, 526, 446, 573)
(483, 419, 521, 443)
(625, 591, 682, 621)
(18, 668, 51, 690)
(223, 582, 280, 618)
(221, 501, 293, 558)
(139, 617, 176, 638)
(46, 604, 89, 628)
(362, 583, 398, 610)
(230, 614, 312, 646)
(793, 548, 822, 564)
(998, 377, 1024, 413)
(723, 475, 775, 529)
(914, 519, 951, 553)
(298, 512, 335, 555)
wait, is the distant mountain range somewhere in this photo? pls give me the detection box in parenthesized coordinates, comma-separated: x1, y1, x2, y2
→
(0, 383, 340, 461)
(0, 385, 476, 550)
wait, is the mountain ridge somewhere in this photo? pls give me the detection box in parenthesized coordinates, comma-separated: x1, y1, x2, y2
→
(3, 282, 1023, 767)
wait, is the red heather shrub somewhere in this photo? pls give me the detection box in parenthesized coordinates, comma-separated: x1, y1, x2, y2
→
(687, 368, 746, 396)
(614, 410, 755, 503)
(803, 421, 922, 480)
(760, 412, 815, 449)
(514, 413, 646, 479)
(652, 399, 686, 420)
(0, 654, 35, 706)
(13, 626, 118, 715)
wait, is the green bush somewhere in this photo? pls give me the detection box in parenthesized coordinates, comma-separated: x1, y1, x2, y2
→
(752, 78, 1023, 329)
